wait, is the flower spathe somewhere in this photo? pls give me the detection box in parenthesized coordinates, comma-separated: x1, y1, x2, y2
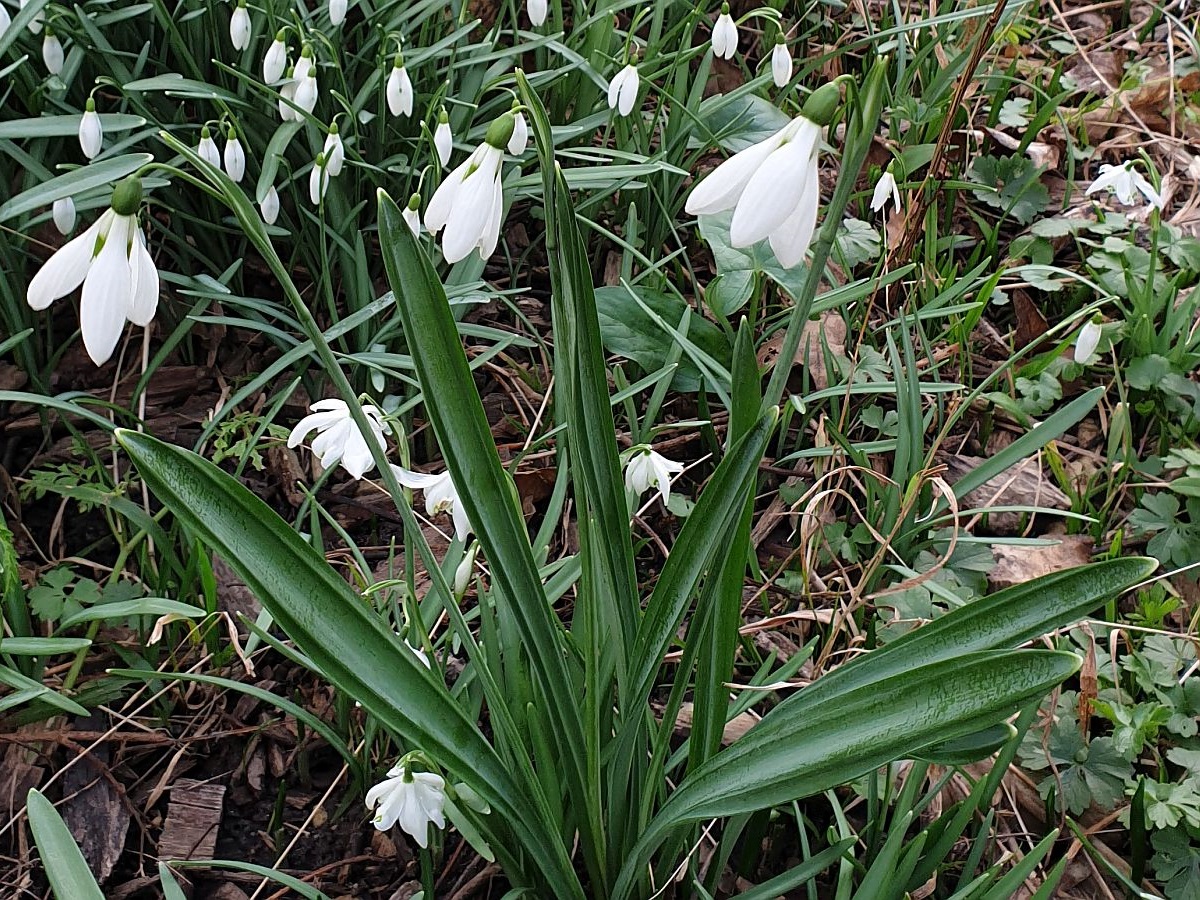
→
(390, 465, 472, 541)
(79, 99, 102, 159)
(685, 114, 823, 268)
(229, 0, 251, 51)
(870, 169, 900, 214)
(386, 57, 413, 117)
(27, 177, 159, 366)
(287, 398, 388, 480)
(607, 64, 640, 117)
(424, 113, 512, 263)
(365, 766, 446, 848)
(624, 446, 685, 507)
(1085, 160, 1163, 210)
(711, 4, 737, 60)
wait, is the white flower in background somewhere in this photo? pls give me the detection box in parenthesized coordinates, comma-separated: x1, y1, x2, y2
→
(52, 197, 76, 235)
(323, 123, 345, 176)
(1075, 320, 1102, 365)
(453, 542, 477, 596)
(405, 639, 432, 668)
(685, 83, 839, 268)
(1085, 160, 1163, 209)
(197, 126, 220, 168)
(329, 0, 348, 26)
(607, 64, 640, 117)
(223, 128, 246, 182)
(294, 69, 318, 116)
(293, 50, 313, 82)
(309, 152, 329, 205)
(229, 0, 251, 51)
(433, 108, 453, 168)
(287, 398, 387, 479)
(260, 185, 280, 225)
(42, 29, 63, 75)
(390, 465, 472, 541)
(365, 765, 446, 847)
(386, 55, 413, 117)
(262, 31, 288, 83)
(78, 99, 102, 158)
(870, 169, 900, 214)
(771, 35, 792, 87)
(402, 192, 422, 235)
(19, 0, 42, 33)
(507, 110, 528, 155)
(624, 445, 685, 507)
(528, 0, 547, 25)
(27, 177, 159, 366)
(0, 4, 11, 37)
(424, 114, 509, 263)
(711, 3, 737, 60)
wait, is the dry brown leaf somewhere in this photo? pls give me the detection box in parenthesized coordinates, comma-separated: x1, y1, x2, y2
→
(989, 535, 1094, 590)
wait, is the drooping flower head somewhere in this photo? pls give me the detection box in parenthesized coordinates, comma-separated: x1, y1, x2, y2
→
(27, 176, 159, 366)
(309, 152, 329, 205)
(685, 80, 840, 269)
(870, 168, 900, 215)
(390, 465, 472, 541)
(365, 763, 446, 847)
(771, 34, 792, 88)
(52, 196, 76, 236)
(287, 398, 388, 479)
(329, 0, 348, 26)
(262, 30, 288, 83)
(528, 0, 548, 26)
(42, 28, 63, 75)
(423, 112, 513, 263)
(323, 121, 345, 176)
(224, 127, 246, 182)
(229, 0, 251, 50)
(607, 64, 640, 117)
(197, 125, 220, 168)
(433, 107, 453, 168)
(507, 101, 528, 156)
(386, 53, 413, 117)
(711, 3, 738, 59)
(624, 445, 685, 507)
(1084, 160, 1163, 210)
(260, 185, 280, 225)
(79, 97, 102, 159)
(402, 192, 422, 235)
(1074, 319, 1102, 366)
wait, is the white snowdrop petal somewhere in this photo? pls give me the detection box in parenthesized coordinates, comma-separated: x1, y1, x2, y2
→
(128, 230, 159, 326)
(27, 212, 108, 310)
(79, 215, 133, 365)
(730, 137, 812, 247)
(684, 130, 785, 216)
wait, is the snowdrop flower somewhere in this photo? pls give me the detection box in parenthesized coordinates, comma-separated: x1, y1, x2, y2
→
(1075, 319, 1102, 365)
(52, 197, 75, 235)
(390, 465, 472, 541)
(685, 82, 839, 268)
(223, 128, 246, 182)
(309, 152, 329, 205)
(262, 31, 288, 83)
(424, 113, 512, 263)
(1085, 160, 1163, 209)
(294, 69, 318, 116)
(78, 99, 102, 159)
(528, 0, 547, 25)
(0, 4, 11, 37)
(287, 398, 387, 479)
(771, 35, 792, 87)
(229, 0, 251, 51)
(711, 3, 737, 60)
(624, 445, 685, 507)
(607, 64, 640, 117)
(293, 48, 314, 82)
(42, 29, 63, 75)
(365, 765, 446, 847)
(453, 542, 477, 597)
(329, 0, 348, 26)
(870, 168, 900, 214)
(433, 107, 453, 168)
(508, 108, 528, 156)
(323, 123, 345, 176)
(260, 185, 280, 225)
(402, 192, 422, 235)
(27, 177, 159, 366)
(386, 54, 413, 117)
(196, 126, 220, 168)
(19, 0, 42, 33)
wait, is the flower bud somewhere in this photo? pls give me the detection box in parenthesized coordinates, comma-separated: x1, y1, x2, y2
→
(434, 107, 453, 167)
(52, 196, 75, 235)
(110, 176, 144, 216)
(801, 81, 841, 126)
(260, 185, 280, 224)
(483, 111, 516, 151)
(78, 98, 102, 159)
(453, 543, 477, 597)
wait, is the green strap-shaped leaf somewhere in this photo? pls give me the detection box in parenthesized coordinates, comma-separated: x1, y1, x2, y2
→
(26, 789, 105, 900)
(114, 429, 577, 898)
(613, 649, 1080, 898)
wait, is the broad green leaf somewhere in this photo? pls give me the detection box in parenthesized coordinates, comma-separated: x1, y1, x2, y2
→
(114, 430, 577, 898)
(0, 154, 153, 223)
(693, 93, 790, 152)
(0, 114, 145, 140)
(596, 285, 732, 392)
(27, 789, 105, 900)
(697, 210, 808, 315)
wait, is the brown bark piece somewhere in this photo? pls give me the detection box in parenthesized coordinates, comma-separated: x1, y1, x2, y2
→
(158, 779, 225, 862)
(60, 722, 130, 885)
